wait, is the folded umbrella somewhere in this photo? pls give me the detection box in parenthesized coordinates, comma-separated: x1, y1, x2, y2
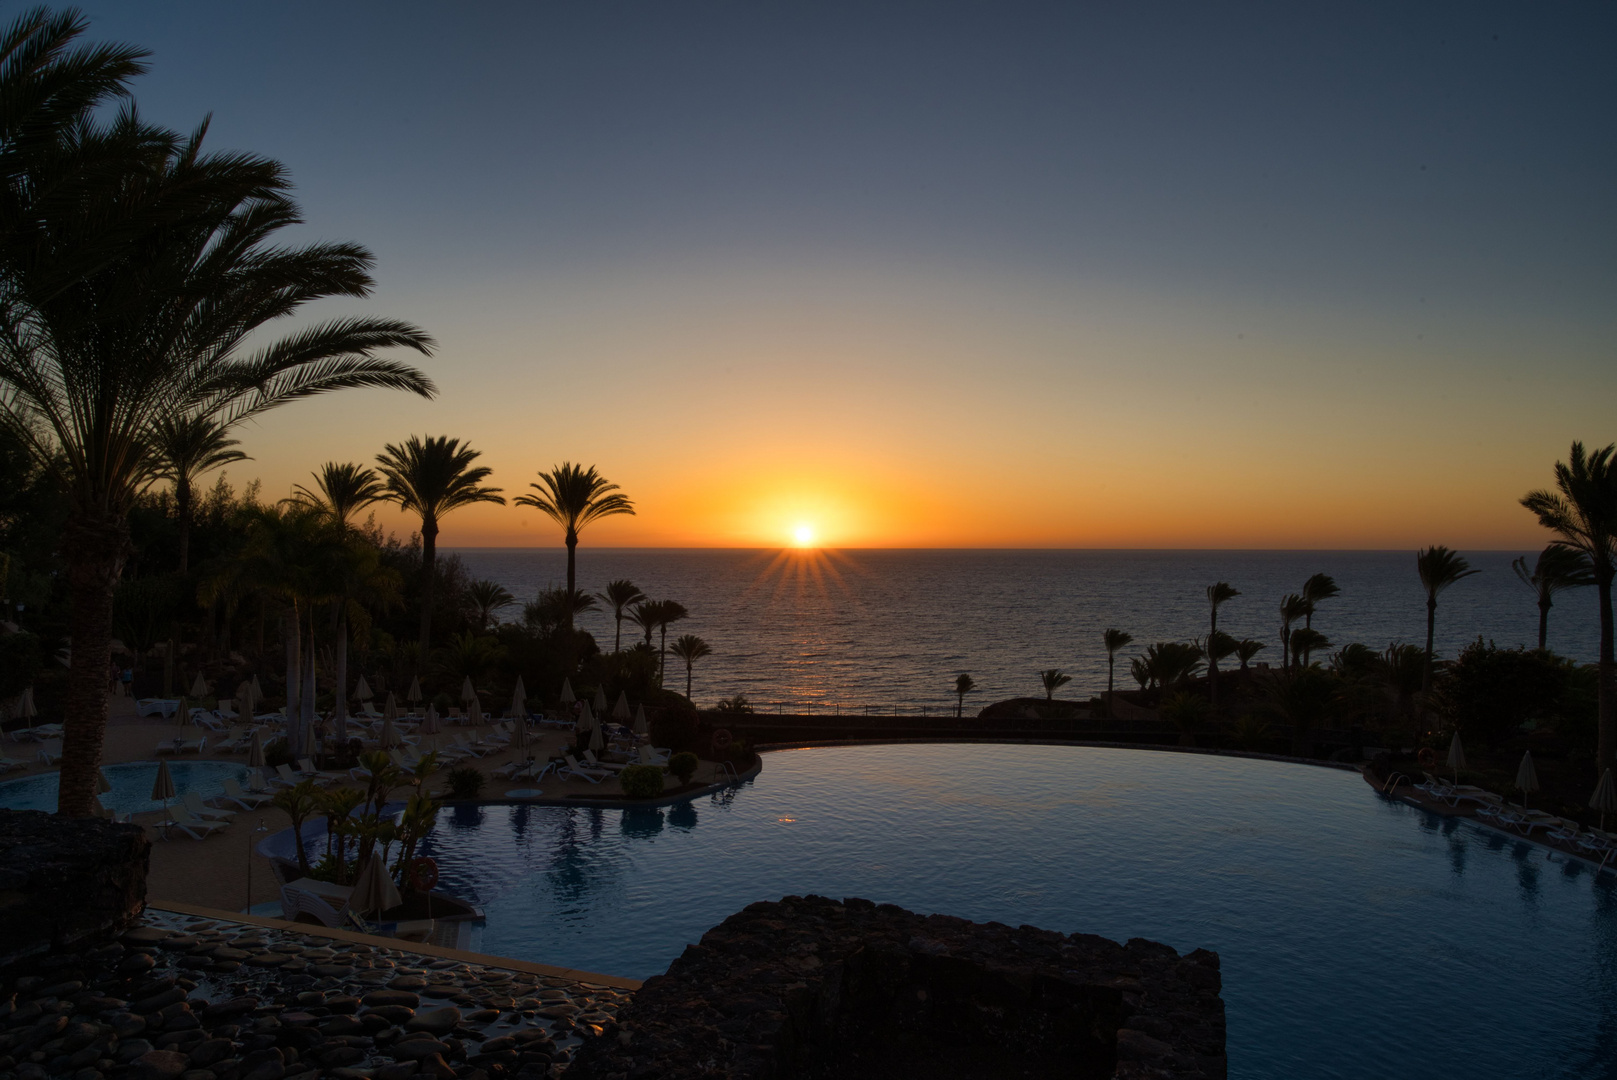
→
(1515, 750, 1540, 809)
(559, 678, 576, 705)
(612, 691, 631, 721)
(593, 686, 608, 714)
(189, 671, 208, 698)
(1590, 768, 1616, 830)
(1446, 732, 1466, 784)
(350, 855, 402, 916)
(460, 676, 476, 703)
(407, 675, 422, 703)
(354, 674, 373, 701)
(633, 704, 649, 738)
(509, 676, 527, 719)
(151, 758, 175, 813)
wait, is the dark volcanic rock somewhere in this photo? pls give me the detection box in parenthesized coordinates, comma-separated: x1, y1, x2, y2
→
(566, 894, 1226, 1080)
(0, 810, 150, 972)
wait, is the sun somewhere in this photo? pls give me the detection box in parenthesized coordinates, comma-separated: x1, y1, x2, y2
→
(791, 523, 817, 548)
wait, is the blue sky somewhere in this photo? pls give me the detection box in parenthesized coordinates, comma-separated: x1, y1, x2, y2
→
(79, 1, 1617, 547)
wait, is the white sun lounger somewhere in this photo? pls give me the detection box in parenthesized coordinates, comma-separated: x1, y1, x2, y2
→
(561, 754, 610, 784)
(214, 776, 271, 810)
(162, 808, 230, 840)
(182, 789, 235, 821)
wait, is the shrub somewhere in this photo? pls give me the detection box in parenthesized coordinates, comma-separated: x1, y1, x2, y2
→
(446, 766, 485, 800)
(710, 728, 733, 756)
(644, 688, 701, 752)
(713, 694, 754, 714)
(619, 763, 665, 799)
(668, 752, 698, 785)
(1432, 639, 1571, 746)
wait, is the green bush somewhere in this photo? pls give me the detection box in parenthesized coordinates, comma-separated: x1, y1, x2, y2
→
(619, 763, 665, 799)
(446, 766, 485, 800)
(668, 752, 698, 785)
(643, 688, 701, 752)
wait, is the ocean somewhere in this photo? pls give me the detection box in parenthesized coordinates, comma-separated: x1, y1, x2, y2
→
(453, 548, 1600, 713)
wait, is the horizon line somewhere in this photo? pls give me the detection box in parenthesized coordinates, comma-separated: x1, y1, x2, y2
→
(442, 545, 1542, 554)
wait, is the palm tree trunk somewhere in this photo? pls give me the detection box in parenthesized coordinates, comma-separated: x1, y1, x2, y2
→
(176, 473, 192, 575)
(1597, 573, 1615, 779)
(685, 663, 693, 698)
(564, 532, 578, 635)
(56, 514, 128, 817)
(419, 517, 438, 655)
(1106, 655, 1115, 717)
(334, 609, 349, 744)
(614, 612, 622, 653)
(1537, 597, 1551, 651)
(1423, 594, 1437, 691)
(658, 625, 667, 688)
(1208, 610, 1219, 708)
(285, 606, 301, 745)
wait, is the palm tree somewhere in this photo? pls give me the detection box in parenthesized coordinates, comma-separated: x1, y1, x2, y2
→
(1301, 573, 1339, 631)
(1521, 442, 1617, 777)
(465, 579, 514, 631)
(145, 413, 248, 573)
(954, 673, 976, 718)
(650, 600, 690, 686)
(1206, 582, 1239, 706)
(1039, 669, 1071, 701)
(1278, 594, 1310, 671)
(628, 601, 659, 646)
(596, 579, 646, 652)
(1234, 638, 1267, 671)
(1102, 628, 1133, 715)
(669, 634, 712, 698)
(1512, 545, 1595, 650)
(375, 436, 504, 656)
(1288, 628, 1331, 668)
(292, 462, 387, 527)
(1204, 631, 1239, 679)
(1140, 641, 1205, 690)
(1415, 545, 1480, 691)
(515, 463, 634, 637)
(0, 15, 435, 815)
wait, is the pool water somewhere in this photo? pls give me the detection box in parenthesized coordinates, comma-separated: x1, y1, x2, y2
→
(415, 744, 1617, 1080)
(0, 760, 252, 815)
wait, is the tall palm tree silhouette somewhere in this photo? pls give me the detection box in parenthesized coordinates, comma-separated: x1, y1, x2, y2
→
(1301, 573, 1339, 631)
(954, 673, 976, 718)
(1415, 545, 1479, 691)
(1278, 594, 1310, 671)
(1206, 583, 1239, 706)
(596, 579, 647, 653)
(1521, 442, 1617, 777)
(517, 463, 634, 637)
(1512, 546, 1594, 651)
(292, 462, 388, 527)
(670, 634, 712, 699)
(146, 414, 249, 573)
(376, 436, 504, 655)
(0, 11, 434, 814)
(1102, 629, 1133, 714)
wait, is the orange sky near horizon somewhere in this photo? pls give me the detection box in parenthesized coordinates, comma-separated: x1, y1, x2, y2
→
(222, 257, 1596, 553)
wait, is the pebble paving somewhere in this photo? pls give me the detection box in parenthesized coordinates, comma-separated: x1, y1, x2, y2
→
(0, 908, 632, 1080)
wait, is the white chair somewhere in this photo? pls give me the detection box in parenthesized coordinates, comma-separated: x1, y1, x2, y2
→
(582, 750, 629, 773)
(34, 739, 62, 765)
(561, 753, 610, 784)
(182, 789, 235, 821)
(0, 755, 25, 774)
(216, 699, 239, 720)
(215, 776, 271, 810)
(162, 808, 229, 840)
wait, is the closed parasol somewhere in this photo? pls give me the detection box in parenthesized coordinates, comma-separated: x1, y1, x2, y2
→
(612, 691, 631, 721)
(151, 758, 175, 813)
(1446, 732, 1466, 783)
(633, 704, 648, 738)
(407, 675, 422, 704)
(559, 678, 576, 705)
(1589, 769, 1617, 830)
(354, 675, 373, 701)
(589, 722, 604, 753)
(350, 855, 402, 916)
(509, 675, 527, 719)
(419, 705, 441, 749)
(1515, 751, 1540, 809)
(247, 729, 267, 790)
(467, 696, 483, 726)
(593, 686, 608, 714)
(189, 671, 208, 698)
(460, 676, 476, 703)
(17, 686, 35, 720)
(379, 715, 402, 749)
(576, 700, 594, 735)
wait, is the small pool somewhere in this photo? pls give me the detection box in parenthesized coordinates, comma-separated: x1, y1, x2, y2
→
(414, 744, 1617, 1080)
(0, 760, 252, 815)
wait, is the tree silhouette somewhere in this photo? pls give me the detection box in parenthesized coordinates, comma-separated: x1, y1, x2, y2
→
(1415, 545, 1480, 691)
(516, 463, 633, 638)
(0, 10, 434, 813)
(1102, 628, 1133, 713)
(1206, 582, 1239, 707)
(596, 579, 647, 653)
(292, 462, 388, 527)
(1039, 668, 1071, 701)
(375, 436, 504, 656)
(1300, 573, 1339, 631)
(670, 634, 712, 698)
(1511, 545, 1595, 650)
(466, 579, 515, 631)
(1278, 594, 1309, 671)
(146, 413, 249, 573)
(1521, 441, 1617, 777)
(954, 673, 976, 718)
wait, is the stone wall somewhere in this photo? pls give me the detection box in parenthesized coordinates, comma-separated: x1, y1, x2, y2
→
(567, 895, 1225, 1080)
(0, 810, 150, 973)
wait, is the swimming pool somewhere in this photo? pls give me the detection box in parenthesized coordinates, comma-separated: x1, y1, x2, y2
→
(415, 743, 1617, 1080)
(0, 760, 252, 815)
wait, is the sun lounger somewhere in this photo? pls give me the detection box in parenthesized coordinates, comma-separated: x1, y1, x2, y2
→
(561, 753, 611, 784)
(189, 709, 225, 732)
(0, 756, 25, 774)
(182, 789, 235, 821)
(297, 758, 344, 784)
(137, 698, 180, 718)
(215, 776, 271, 810)
(35, 739, 62, 765)
(162, 808, 230, 840)
(217, 699, 238, 720)
(280, 880, 354, 927)
(582, 750, 630, 773)
(1574, 829, 1617, 868)
(178, 735, 206, 754)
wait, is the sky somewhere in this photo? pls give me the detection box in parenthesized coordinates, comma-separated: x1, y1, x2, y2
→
(81, 1, 1616, 549)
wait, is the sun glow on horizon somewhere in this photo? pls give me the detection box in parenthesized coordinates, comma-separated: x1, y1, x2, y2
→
(792, 523, 817, 548)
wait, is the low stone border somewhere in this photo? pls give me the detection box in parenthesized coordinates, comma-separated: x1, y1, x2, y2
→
(753, 737, 1361, 771)
(441, 758, 762, 812)
(0, 903, 635, 1080)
